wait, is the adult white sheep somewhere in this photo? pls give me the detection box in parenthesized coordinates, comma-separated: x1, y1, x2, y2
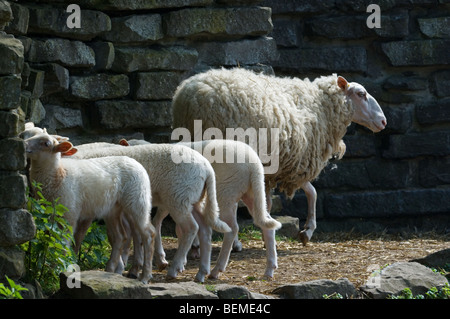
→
(120, 138, 282, 278)
(68, 142, 231, 282)
(172, 68, 387, 244)
(24, 132, 155, 283)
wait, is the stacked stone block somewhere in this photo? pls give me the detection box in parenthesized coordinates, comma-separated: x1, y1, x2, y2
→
(262, 0, 450, 228)
(0, 0, 276, 286)
(1, 0, 448, 271)
(0, 0, 35, 283)
(8, 0, 276, 145)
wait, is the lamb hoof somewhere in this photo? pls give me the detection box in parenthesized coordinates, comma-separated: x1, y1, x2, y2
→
(195, 272, 206, 283)
(166, 272, 177, 280)
(232, 241, 243, 252)
(208, 268, 221, 279)
(262, 274, 274, 281)
(263, 268, 275, 279)
(157, 261, 169, 271)
(138, 274, 152, 284)
(167, 264, 184, 279)
(165, 272, 178, 281)
(297, 230, 309, 246)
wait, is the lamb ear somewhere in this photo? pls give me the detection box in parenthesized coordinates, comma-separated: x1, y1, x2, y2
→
(53, 134, 70, 142)
(25, 122, 35, 129)
(53, 141, 73, 153)
(62, 147, 78, 156)
(119, 138, 130, 146)
(337, 76, 348, 91)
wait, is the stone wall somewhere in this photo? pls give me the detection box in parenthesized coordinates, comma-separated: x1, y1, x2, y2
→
(0, 0, 449, 280)
(0, 0, 278, 284)
(0, 0, 35, 282)
(262, 0, 450, 230)
(8, 0, 278, 145)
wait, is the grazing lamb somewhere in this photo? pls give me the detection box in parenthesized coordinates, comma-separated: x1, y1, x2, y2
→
(120, 138, 282, 278)
(172, 68, 387, 244)
(68, 142, 231, 282)
(24, 132, 155, 283)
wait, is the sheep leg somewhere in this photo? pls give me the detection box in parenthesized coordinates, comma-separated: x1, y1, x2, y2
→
(192, 205, 213, 283)
(174, 224, 188, 266)
(209, 203, 238, 279)
(152, 208, 170, 271)
(127, 221, 143, 279)
(120, 215, 132, 270)
(167, 211, 198, 279)
(232, 233, 243, 252)
(261, 228, 277, 278)
(298, 181, 317, 245)
(73, 218, 93, 254)
(136, 220, 155, 284)
(189, 235, 201, 259)
(241, 193, 278, 278)
(104, 210, 126, 274)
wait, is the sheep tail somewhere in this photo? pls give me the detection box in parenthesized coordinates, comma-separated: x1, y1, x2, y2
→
(203, 172, 232, 234)
(250, 170, 282, 231)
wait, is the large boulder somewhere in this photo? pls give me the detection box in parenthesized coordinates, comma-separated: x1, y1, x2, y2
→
(412, 249, 450, 272)
(57, 270, 218, 299)
(272, 278, 359, 299)
(214, 284, 275, 299)
(57, 270, 153, 299)
(360, 262, 449, 299)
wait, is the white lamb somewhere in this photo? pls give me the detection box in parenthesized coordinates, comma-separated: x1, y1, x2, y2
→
(120, 138, 282, 278)
(68, 142, 231, 282)
(25, 132, 155, 283)
(172, 68, 387, 244)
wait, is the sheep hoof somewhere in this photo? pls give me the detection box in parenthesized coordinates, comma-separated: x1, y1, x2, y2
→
(262, 274, 274, 281)
(157, 261, 169, 271)
(139, 274, 152, 284)
(263, 267, 275, 279)
(195, 272, 206, 283)
(208, 269, 220, 279)
(166, 273, 177, 280)
(232, 241, 243, 252)
(297, 230, 309, 246)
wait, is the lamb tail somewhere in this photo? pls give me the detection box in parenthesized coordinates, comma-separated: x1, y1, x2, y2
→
(250, 169, 282, 231)
(203, 172, 232, 233)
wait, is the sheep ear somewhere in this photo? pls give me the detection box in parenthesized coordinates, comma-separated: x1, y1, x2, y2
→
(337, 76, 348, 91)
(25, 122, 35, 129)
(53, 134, 70, 142)
(62, 148, 78, 156)
(119, 138, 130, 146)
(53, 141, 73, 153)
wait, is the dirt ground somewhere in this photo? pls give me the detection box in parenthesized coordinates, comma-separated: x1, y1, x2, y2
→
(150, 231, 450, 296)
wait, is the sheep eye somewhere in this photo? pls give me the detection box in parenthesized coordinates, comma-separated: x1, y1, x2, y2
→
(44, 140, 52, 147)
(357, 92, 366, 97)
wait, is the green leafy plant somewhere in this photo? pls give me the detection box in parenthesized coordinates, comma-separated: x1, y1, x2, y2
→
(238, 225, 263, 241)
(323, 292, 344, 299)
(389, 283, 450, 299)
(0, 276, 28, 299)
(77, 220, 111, 271)
(22, 182, 77, 294)
(425, 283, 450, 299)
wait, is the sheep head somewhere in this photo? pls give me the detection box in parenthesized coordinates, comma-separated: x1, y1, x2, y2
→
(337, 76, 387, 133)
(25, 133, 75, 160)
